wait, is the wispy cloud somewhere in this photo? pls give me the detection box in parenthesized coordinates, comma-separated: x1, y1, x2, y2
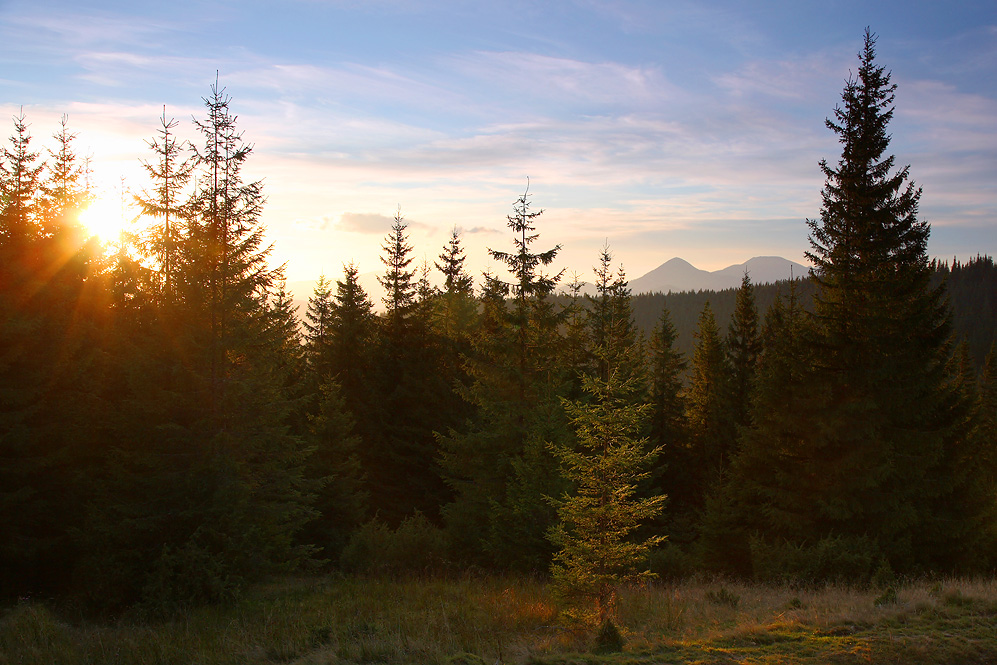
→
(336, 212, 396, 233)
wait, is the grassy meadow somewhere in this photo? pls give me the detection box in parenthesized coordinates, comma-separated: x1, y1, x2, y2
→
(3, 574, 997, 664)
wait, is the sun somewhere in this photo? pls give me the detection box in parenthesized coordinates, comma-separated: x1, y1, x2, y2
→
(77, 197, 127, 242)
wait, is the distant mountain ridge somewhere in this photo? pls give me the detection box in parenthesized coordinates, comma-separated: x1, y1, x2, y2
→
(286, 256, 809, 314)
(629, 256, 808, 294)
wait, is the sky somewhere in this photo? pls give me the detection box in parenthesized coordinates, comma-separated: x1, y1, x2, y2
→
(1, 0, 995, 285)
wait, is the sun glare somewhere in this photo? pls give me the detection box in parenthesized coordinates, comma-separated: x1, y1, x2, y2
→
(78, 198, 127, 242)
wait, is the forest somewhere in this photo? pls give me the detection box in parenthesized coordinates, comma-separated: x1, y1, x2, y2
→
(1, 31, 996, 631)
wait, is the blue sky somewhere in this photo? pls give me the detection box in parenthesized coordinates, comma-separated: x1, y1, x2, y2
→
(2, 0, 994, 283)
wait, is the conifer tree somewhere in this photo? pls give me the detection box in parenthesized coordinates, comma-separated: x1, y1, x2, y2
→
(432, 227, 477, 342)
(647, 306, 687, 456)
(133, 109, 195, 303)
(561, 273, 590, 401)
(727, 281, 830, 578)
(187, 78, 275, 415)
(429, 229, 477, 452)
(685, 302, 734, 492)
(726, 272, 760, 430)
(586, 245, 641, 386)
(302, 378, 367, 561)
(645, 305, 690, 549)
(0, 111, 104, 597)
(803, 30, 973, 572)
(441, 184, 568, 569)
(329, 262, 376, 419)
(550, 354, 665, 626)
(0, 109, 44, 243)
(436, 226, 474, 296)
(369, 210, 451, 522)
(378, 207, 418, 339)
(82, 84, 316, 607)
(0, 114, 48, 595)
(303, 274, 335, 380)
(37, 115, 92, 242)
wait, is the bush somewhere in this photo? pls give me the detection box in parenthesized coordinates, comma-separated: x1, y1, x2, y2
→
(142, 540, 241, 613)
(593, 619, 624, 654)
(340, 512, 449, 574)
(749, 534, 879, 584)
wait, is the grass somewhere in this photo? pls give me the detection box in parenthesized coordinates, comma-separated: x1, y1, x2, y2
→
(3, 575, 997, 664)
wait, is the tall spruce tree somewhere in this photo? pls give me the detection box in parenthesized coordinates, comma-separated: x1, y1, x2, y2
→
(82, 84, 316, 608)
(440, 184, 568, 570)
(0, 112, 96, 597)
(39, 115, 91, 240)
(549, 245, 660, 624)
(800, 30, 974, 573)
(369, 210, 450, 522)
(378, 207, 418, 339)
(586, 245, 641, 386)
(432, 226, 477, 343)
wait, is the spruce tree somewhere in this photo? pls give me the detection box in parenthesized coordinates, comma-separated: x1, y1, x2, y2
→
(440, 184, 568, 570)
(370, 210, 451, 522)
(586, 245, 641, 386)
(0, 110, 44, 243)
(82, 84, 316, 607)
(726, 272, 760, 431)
(550, 360, 665, 626)
(302, 378, 367, 562)
(729, 281, 832, 579)
(550, 247, 661, 624)
(133, 109, 195, 304)
(432, 227, 477, 342)
(436, 226, 474, 296)
(645, 304, 691, 555)
(303, 274, 335, 380)
(685, 302, 734, 492)
(328, 262, 376, 419)
(378, 207, 418, 338)
(801, 30, 974, 573)
(561, 273, 590, 401)
(0, 111, 109, 598)
(38, 115, 92, 241)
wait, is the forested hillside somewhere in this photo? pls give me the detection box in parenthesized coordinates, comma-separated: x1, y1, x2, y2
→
(2, 32, 995, 617)
(631, 257, 996, 376)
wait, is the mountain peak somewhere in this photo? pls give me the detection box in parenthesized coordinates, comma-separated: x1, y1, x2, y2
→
(630, 256, 807, 294)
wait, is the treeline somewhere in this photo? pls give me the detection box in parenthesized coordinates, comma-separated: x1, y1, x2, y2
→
(629, 256, 996, 375)
(2, 33, 996, 615)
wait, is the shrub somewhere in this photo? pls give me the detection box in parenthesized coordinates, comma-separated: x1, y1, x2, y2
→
(749, 534, 878, 584)
(339, 512, 448, 574)
(593, 618, 625, 654)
